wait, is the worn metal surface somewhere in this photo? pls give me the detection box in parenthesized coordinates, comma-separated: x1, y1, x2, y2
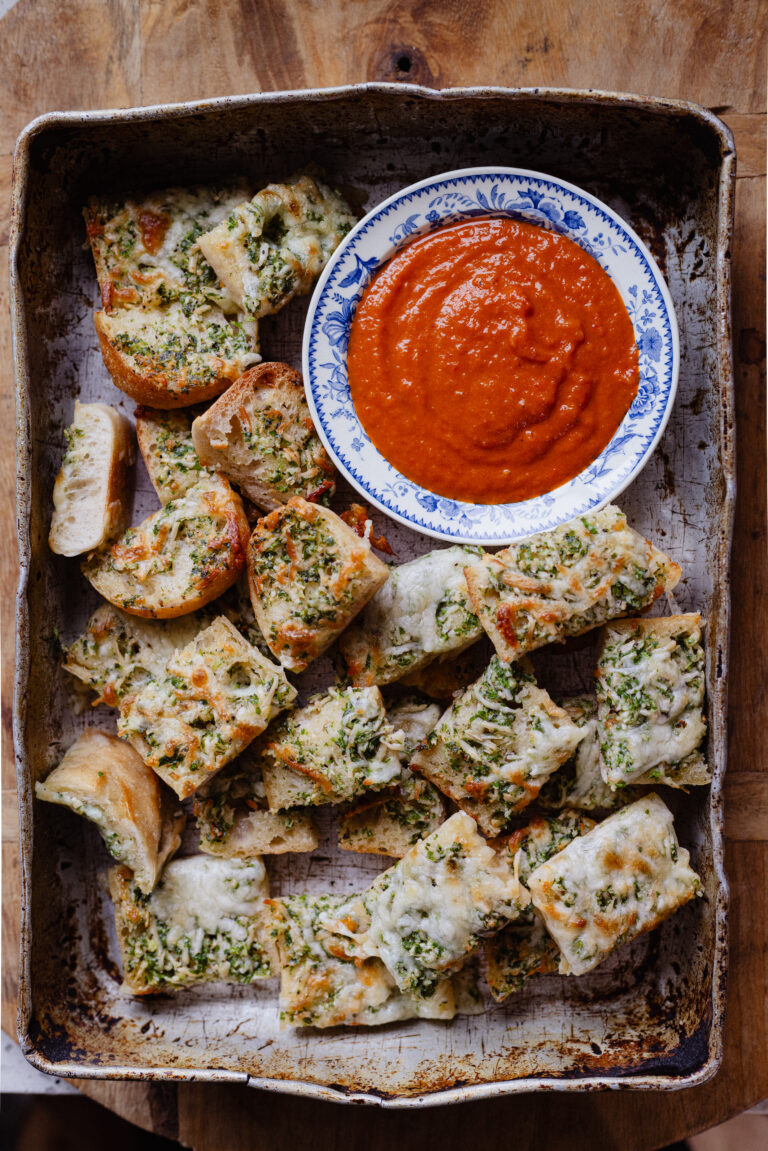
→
(11, 84, 734, 1105)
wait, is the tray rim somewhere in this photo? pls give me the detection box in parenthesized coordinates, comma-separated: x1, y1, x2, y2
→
(10, 81, 736, 1107)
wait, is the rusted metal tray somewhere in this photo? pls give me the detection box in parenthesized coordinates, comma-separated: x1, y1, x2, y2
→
(11, 84, 734, 1105)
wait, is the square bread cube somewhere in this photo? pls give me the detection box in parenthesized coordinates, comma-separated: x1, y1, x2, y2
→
(337, 546, 484, 687)
(463, 505, 682, 660)
(247, 497, 389, 671)
(191, 362, 336, 511)
(596, 614, 709, 789)
(193, 749, 317, 857)
(266, 892, 459, 1028)
(527, 793, 701, 976)
(118, 616, 296, 798)
(411, 656, 585, 836)
(485, 810, 595, 1000)
(259, 686, 402, 810)
(338, 697, 446, 857)
(363, 811, 525, 998)
(109, 856, 273, 993)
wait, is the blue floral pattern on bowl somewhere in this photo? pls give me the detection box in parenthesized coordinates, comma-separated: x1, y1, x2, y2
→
(302, 167, 678, 545)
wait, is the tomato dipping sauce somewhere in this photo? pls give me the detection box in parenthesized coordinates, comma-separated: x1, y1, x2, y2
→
(346, 217, 639, 504)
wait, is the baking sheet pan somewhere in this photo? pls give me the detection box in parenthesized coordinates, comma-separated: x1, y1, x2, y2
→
(11, 84, 734, 1105)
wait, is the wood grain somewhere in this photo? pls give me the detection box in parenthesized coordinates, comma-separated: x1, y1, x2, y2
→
(1, 2, 766, 1148)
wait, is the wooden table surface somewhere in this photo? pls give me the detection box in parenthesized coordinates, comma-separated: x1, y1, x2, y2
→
(1, 2, 766, 1148)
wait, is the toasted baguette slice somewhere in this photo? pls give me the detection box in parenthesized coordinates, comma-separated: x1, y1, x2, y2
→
(109, 856, 273, 993)
(338, 698, 446, 857)
(49, 401, 134, 557)
(118, 616, 296, 799)
(463, 505, 682, 660)
(135, 405, 214, 504)
(197, 176, 356, 320)
(537, 696, 639, 812)
(248, 497, 389, 671)
(411, 656, 584, 836)
(94, 303, 260, 408)
(596, 614, 710, 789)
(193, 749, 317, 858)
(191, 362, 336, 511)
(35, 730, 184, 893)
(259, 686, 402, 811)
(82, 474, 250, 619)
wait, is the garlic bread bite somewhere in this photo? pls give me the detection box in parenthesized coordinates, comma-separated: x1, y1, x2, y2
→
(596, 614, 709, 789)
(338, 697, 446, 857)
(135, 405, 214, 504)
(464, 506, 682, 660)
(35, 729, 184, 893)
(86, 185, 261, 407)
(528, 793, 701, 976)
(537, 696, 632, 812)
(82, 474, 250, 619)
(191, 362, 336, 511)
(247, 497, 389, 671)
(109, 856, 273, 993)
(337, 546, 484, 687)
(49, 401, 134, 557)
(266, 892, 458, 1028)
(259, 686, 402, 810)
(411, 656, 584, 836)
(485, 811, 596, 1000)
(196, 176, 356, 320)
(193, 751, 318, 858)
(118, 616, 295, 799)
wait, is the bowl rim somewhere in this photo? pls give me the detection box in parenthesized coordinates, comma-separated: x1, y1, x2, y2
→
(302, 164, 680, 545)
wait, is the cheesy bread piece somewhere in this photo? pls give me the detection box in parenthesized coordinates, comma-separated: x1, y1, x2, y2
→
(259, 686, 403, 811)
(118, 616, 296, 799)
(537, 697, 632, 812)
(338, 698, 446, 857)
(135, 405, 214, 504)
(411, 657, 584, 836)
(485, 811, 596, 1000)
(191, 362, 336, 511)
(86, 185, 261, 408)
(197, 176, 356, 320)
(193, 750, 317, 857)
(337, 546, 484, 687)
(109, 856, 273, 993)
(596, 615, 709, 789)
(248, 497, 389, 671)
(464, 506, 682, 660)
(82, 474, 250, 619)
(35, 730, 184, 893)
(362, 811, 524, 998)
(49, 401, 134, 557)
(399, 641, 492, 700)
(266, 892, 459, 1028)
(527, 793, 701, 976)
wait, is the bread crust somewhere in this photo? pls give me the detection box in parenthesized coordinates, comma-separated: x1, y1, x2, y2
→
(191, 362, 336, 510)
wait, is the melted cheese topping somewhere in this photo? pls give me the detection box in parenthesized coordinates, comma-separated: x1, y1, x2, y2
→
(112, 856, 272, 990)
(465, 506, 681, 658)
(267, 892, 456, 1027)
(339, 546, 484, 685)
(527, 793, 701, 975)
(261, 686, 403, 809)
(596, 618, 707, 786)
(364, 811, 523, 997)
(197, 176, 356, 320)
(412, 657, 584, 833)
(118, 616, 296, 798)
(138, 407, 213, 504)
(538, 696, 627, 811)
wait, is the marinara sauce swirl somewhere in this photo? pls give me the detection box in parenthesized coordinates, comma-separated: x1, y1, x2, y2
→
(346, 217, 639, 505)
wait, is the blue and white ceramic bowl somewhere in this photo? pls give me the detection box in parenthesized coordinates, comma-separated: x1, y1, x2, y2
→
(302, 167, 679, 545)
